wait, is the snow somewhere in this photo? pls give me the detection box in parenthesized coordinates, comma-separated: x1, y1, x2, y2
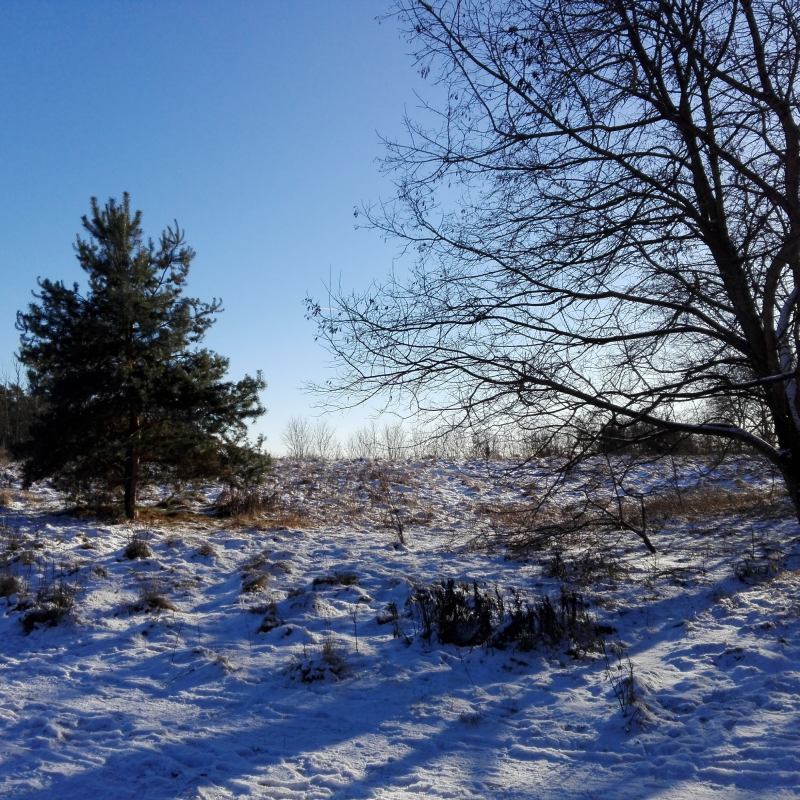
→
(0, 456, 799, 799)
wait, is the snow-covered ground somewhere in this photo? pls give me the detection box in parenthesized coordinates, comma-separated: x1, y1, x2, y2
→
(0, 456, 799, 799)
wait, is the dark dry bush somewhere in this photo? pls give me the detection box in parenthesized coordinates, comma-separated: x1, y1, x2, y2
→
(376, 601, 399, 625)
(21, 580, 76, 634)
(131, 592, 179, 613)
(312, 571, 359, 588)
(407, 579, 599, 652)
(544, 549, 627, 586)
(410, 580, 500, 646)
(258, 601, 282, 632)
(122, 530, 153, 560)
(0, 573, 23, 597)
(291, 638, 347, 682)
(242, 573, 270, 593)
(123, 536, 153, 560)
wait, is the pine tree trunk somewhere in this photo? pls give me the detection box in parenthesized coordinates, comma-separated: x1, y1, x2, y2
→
(124, 411, 140, 520)
(124, 452, 139, 520)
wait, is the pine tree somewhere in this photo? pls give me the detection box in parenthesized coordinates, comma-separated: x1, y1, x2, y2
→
(17, 194, 267, 518)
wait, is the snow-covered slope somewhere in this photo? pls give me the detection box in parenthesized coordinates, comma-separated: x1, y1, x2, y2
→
(0, 457, 798, 799)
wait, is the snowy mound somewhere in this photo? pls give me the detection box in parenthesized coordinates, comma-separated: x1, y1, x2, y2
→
(0, 456, 798, 799)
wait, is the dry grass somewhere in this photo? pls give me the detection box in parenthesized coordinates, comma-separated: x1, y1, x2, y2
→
(196, 540, 217, 558)
(213, 484, 314, 530)
(482, 483, 786, 558)
(213, 488, 277, 518)
(258, 601, 282, 632)
(225, 509, 312, 531)
(124, 531, 153, 560)
(22, 578, 77, 633)
(291, 634, 349, 682)
(241, 573, 270, 593)
(136, 506, 210, 525)
(240, 550, 273, 594)
(65, 502, 209, 526)
(131, 580, 179, 613)
(642, 485, 785, 520)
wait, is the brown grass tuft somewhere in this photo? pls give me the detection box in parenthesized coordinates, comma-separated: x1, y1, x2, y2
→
(136, 506, 209, 525)
(124, 532, 153, 560)
(241, 573, 270, 593)
(197, 540, 217, 558)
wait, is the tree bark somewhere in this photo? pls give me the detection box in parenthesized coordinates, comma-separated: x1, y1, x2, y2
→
(124, 411, 140, 520)
(778, 454, 800, 525)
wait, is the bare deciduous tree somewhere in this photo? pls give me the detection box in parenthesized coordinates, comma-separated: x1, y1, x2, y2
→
(311, 419, 340, 460)
(283, 416, 313, 459)
(347, 423, 380, 460)
(309, 0, 800, 517)
(381, 422, 408, 460)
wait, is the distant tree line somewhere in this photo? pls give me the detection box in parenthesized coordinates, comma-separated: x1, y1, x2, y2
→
(280, 415, 733, 462)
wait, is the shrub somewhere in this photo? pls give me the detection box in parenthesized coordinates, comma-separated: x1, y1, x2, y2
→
(735, 554, 781, 584)
(410, 580, 500, 646)
(240, 550, 273, 593)
(407, 579, 599, 652)
(131, 582, 179, 613)
(312, 571, 359, 589)
(21, 577, 76, 633)
(241, 573, 270, 593)
(258, 601, 282, 632)
(196, 540, 217, 558)
(1, 527, 26, 556)
(602, 642, 649, 728)
(290, 635, 348, 682)
(0, 573, 24, 598)
(124, 530, 153, 560)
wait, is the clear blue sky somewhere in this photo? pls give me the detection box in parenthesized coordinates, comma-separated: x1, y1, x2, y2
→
(0, 0, 424, 453)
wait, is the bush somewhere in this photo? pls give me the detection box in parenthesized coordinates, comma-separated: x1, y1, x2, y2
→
(21, 577, 76, 633)
(241, 573, 270, 593)
(0, 573, 24, 598)
(131, 581, 179, 613)
(196, 540, 217, 558)
(290, 635, 348, 682)
(258, 601, 282, 633)
(407, 579, 599, 652)
(124, 530, 153, 560)
(410, 580, 500, 646)
(312, 571, 359, 588)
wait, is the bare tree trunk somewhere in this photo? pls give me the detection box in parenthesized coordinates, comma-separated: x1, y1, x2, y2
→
(777, 456, 800, 525)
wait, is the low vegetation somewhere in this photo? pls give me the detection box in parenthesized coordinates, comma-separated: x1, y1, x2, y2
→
(0, 452, 795, 799)
(407, 579, 599, 653)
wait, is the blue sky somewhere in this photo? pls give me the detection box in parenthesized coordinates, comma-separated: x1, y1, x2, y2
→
(0, 0, 425, 453)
